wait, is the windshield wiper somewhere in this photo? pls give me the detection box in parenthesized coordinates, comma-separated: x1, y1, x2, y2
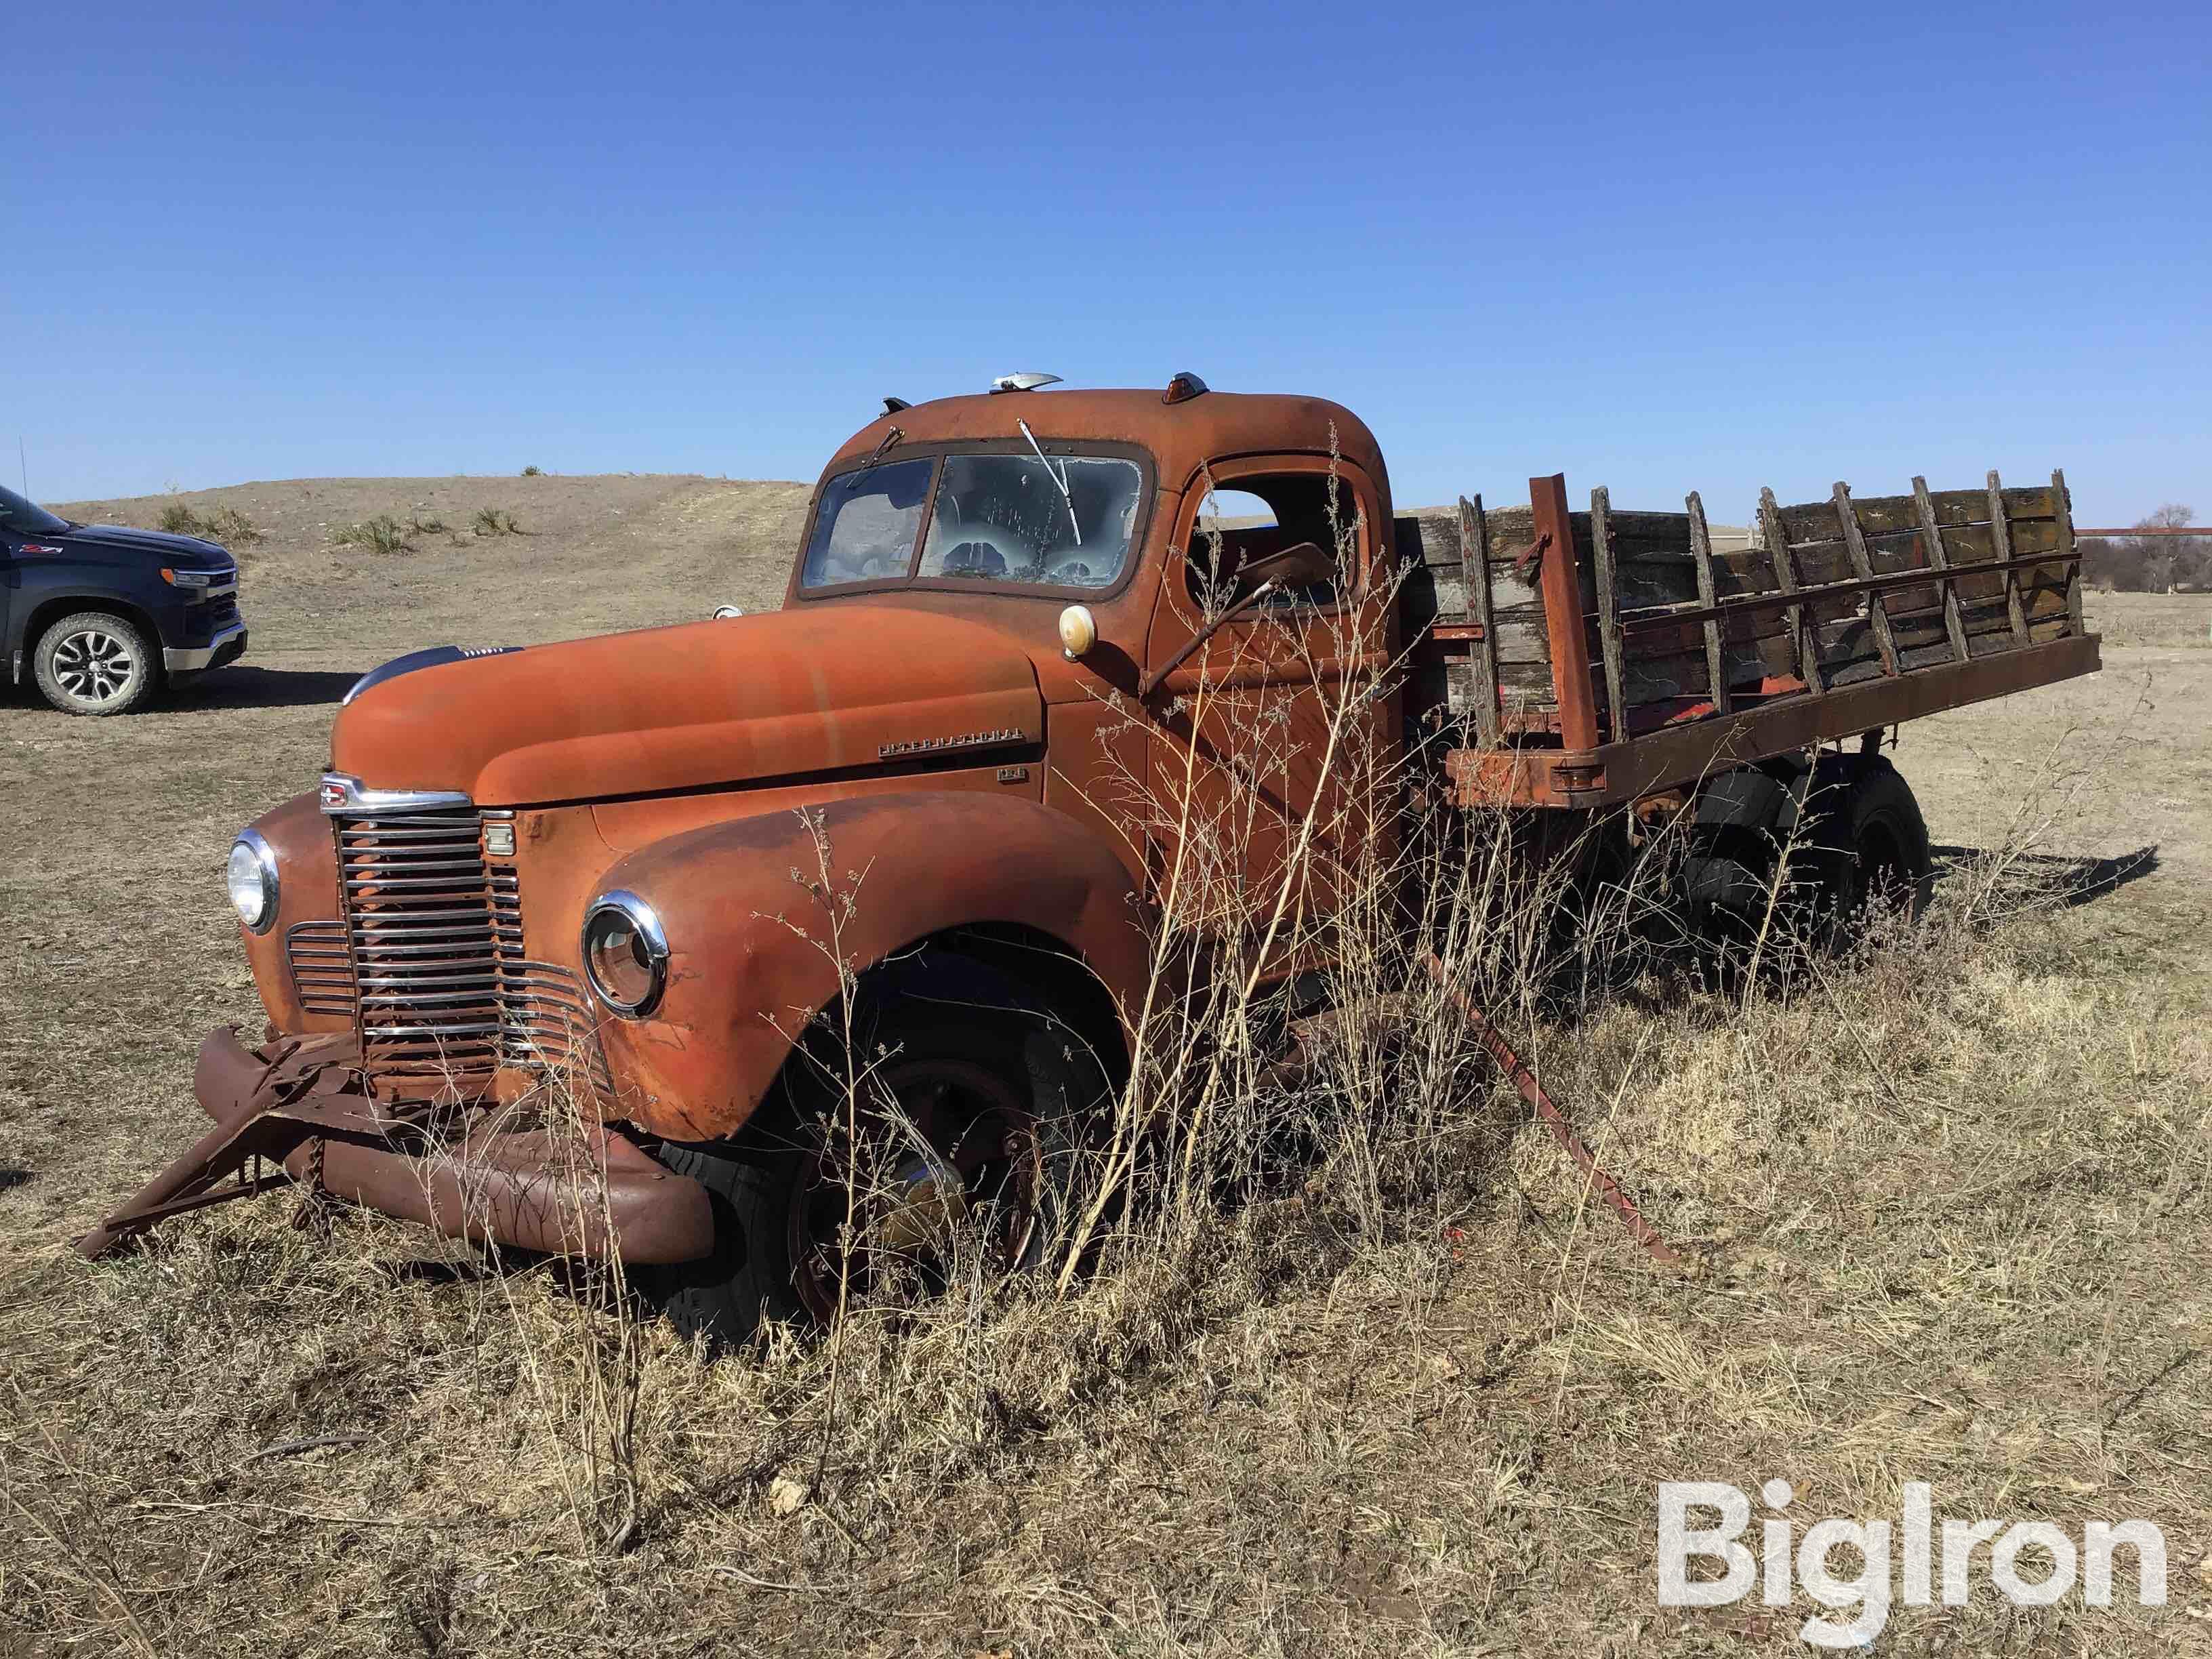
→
(1017, 418, 1080, 547)
(851, 425, 904, 476)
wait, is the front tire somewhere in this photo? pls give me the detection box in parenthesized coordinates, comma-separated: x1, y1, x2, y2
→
(642, 951, 1107, 1349)
(33, 611, 157, 716)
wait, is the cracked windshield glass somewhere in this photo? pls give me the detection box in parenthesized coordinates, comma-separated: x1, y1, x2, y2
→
(798, 457, 935, 588)
(800, 451, 1145, 591)
(918, 453, 1143, 589)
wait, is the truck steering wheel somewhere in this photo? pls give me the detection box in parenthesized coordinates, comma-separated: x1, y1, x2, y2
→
(1040, 549, 1105, 586)
(930, 520, 1028, 579)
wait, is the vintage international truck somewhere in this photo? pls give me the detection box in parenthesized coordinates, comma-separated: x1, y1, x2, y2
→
(82, 374, 2100, 1339)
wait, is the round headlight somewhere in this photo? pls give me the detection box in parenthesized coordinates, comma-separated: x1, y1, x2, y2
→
(226, 830, 279, 934)
(581, 890, 668, 1018)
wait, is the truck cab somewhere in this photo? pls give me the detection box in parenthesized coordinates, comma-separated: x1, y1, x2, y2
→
(2, 484, 247, 715)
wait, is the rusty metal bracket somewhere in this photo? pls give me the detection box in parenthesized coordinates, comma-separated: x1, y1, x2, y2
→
(1421, 954, 1683, 1266)
(1511, 528, 1552, 586)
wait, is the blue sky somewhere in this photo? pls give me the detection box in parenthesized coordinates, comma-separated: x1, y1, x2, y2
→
(5, 1, 2205, 525)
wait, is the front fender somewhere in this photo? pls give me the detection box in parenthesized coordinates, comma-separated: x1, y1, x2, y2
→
(591, 792, 1154, 1141)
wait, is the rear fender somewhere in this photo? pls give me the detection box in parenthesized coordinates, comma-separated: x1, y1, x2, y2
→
(590, 792, 1154, 1141)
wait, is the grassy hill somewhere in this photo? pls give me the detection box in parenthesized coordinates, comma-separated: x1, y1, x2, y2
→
(54, 473, 812, 658)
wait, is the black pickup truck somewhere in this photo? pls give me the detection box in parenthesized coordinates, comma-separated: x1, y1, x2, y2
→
(1, 485, 248, 715)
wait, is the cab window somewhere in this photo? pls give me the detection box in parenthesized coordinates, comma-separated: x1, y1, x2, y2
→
(1185, 473, 1359, 612)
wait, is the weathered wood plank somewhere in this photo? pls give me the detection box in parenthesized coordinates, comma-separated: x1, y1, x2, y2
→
(2051, 468, 2084, 636)
(1832, 483, 1899, 676)
(1589, 487, 1629, 744)
(1685, 490, 1730, 715)
(1987, 470, 2030, 645)
(1460, 495, 1500, 747)
(1760, 486, 1823, 693)
(1775, 485, 2057, 543)
(1912, 475, 1971, 663)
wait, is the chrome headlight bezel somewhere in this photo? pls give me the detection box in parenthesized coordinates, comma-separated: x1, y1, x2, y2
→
(580, 889, 670, 1019)
(227, 829, 280, 935)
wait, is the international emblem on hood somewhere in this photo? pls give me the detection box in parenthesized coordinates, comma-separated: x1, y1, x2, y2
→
(878, 726, 1028, 760)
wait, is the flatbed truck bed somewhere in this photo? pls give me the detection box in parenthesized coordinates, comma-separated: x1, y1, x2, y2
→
(1399, 468, 2098, 808)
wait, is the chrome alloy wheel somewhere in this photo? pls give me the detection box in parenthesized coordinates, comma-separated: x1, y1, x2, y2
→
(50, 627, 141, 704)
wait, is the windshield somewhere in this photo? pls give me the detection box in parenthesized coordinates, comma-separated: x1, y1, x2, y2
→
(919, 453, 1142, 589)
(0, 485, 68, 537)
(800, 449, 1146, 593)
(798, 457, 935, 588)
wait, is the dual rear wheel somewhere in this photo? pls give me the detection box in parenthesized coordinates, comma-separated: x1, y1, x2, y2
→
(1680, 753, 1934, 959)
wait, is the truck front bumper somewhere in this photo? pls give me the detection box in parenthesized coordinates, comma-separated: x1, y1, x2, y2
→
(79, 1026, 715, 1265)
(163, 621, 248, 675)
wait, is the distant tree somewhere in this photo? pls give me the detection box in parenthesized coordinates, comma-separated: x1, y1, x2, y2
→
(2130, 504, 2201, 593)
(2081, 504, 2204, 592)
(2079, 535, 2133, 591)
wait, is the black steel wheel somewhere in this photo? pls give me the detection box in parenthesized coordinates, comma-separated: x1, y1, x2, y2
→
(33, 610, 157, 716)
(784, 1049, 1044, 1325)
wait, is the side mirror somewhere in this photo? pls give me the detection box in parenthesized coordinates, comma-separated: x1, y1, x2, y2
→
(1233, 539, 1332, 595)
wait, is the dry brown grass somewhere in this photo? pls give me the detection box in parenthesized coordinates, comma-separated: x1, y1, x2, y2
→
(2085, 590, 2212, 651)
(5, 865, 2205, 1656)
(3, 496, 2209, 1655)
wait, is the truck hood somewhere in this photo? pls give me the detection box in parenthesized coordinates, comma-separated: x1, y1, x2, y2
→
(329, 605, 1045, 806)
(64, 523, 234, 569)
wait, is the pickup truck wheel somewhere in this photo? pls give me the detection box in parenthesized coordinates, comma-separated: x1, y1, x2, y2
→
(33, 611, 157, 716)
(642, 957, 1098, 1348)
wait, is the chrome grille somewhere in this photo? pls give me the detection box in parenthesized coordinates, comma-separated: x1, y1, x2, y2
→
(501, 961, 617, 1105)
(333, 807, 612, 1103)
(285, 920, 355, 1017)
(338, 808, 502, 1071)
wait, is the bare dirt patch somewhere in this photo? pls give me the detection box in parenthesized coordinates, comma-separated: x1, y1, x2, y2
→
(2, 504, 2207, 1658)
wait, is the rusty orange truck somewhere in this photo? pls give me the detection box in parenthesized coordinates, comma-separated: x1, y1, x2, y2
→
(82, 374, 2099, 1340)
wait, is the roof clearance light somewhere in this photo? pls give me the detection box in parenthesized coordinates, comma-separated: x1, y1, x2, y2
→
(989, 373, 1063, 394)
(1163, 371, 1210, 405)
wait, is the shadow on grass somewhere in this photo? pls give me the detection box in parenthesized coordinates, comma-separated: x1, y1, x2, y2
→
(1931, 843, 2160, 907)
(174, 666, 362, 710)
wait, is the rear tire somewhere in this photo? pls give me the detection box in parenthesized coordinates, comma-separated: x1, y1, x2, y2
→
(640, 951, 1108, 1350)
(1679, 762, 1808, 955)
(33, 611, 157, 716)
(1810, 757, 1933, 933)
(1679, 754, 1932, 962)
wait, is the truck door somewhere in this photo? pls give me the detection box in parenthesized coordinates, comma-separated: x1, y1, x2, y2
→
(1141, 454, 1396, 946)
